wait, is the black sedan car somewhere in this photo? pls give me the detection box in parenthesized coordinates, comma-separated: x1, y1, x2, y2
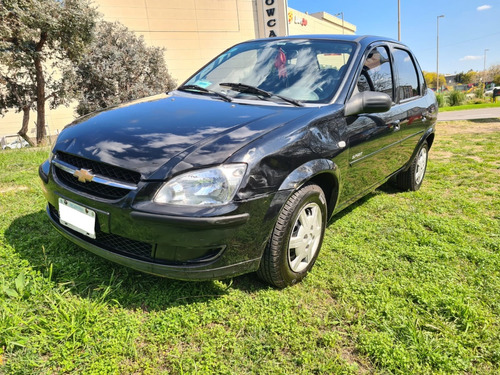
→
(39, 35, 437, 288)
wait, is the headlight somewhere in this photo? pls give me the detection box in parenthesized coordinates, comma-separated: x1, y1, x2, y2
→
(154, 164, 247, 206)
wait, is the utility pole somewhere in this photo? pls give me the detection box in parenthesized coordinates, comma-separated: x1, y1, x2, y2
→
(398, 0, 401, 41)
(436, 15, 444, 91)
(484, 49, 489, 71)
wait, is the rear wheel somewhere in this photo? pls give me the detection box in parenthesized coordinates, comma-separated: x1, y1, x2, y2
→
(395, 141, 428, 191)
(257, 184, 327, 288)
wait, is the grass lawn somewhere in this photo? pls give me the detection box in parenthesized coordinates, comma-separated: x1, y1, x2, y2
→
(1, 120, 499, 374)
(439, 101, 500, 112)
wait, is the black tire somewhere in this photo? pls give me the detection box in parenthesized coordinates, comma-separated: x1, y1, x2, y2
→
(257, 184, 327, 288)
(395, 141, 429, 191)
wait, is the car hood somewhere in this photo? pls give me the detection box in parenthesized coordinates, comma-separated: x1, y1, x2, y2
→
(54, 93, 315, 180)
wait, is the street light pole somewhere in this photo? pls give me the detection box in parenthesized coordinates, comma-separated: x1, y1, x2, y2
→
(436, 15, 444, 92)
(335, 12, 344, 34)
(398, 0, 401, 41)
(484, 49, 489, 71)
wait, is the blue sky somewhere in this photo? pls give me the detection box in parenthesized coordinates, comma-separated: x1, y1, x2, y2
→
(287, 0, 500, 75)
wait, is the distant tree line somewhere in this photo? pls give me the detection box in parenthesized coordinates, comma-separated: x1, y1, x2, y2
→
(0, 0, 176, 146)
(423, 66, 500, 90)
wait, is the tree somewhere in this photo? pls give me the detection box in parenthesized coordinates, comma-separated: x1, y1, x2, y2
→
(423, 71, 445, 90)
(488, 65, 500, 85)
(76, 21, 176, 116)
(463, 70, 477, 85)
(0, 0, 97, 145)
(454, 70, 478, 85)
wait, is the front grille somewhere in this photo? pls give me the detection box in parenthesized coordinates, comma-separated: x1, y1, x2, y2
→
(49, 204, 155, 261)
(55, 167, 130, 199)
(54, 152, 141, 200)
(57, 152, 141, 184)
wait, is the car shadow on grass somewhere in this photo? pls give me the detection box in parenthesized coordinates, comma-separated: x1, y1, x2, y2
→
(326, 182, 399, 225)
(4, 210, 268, 311)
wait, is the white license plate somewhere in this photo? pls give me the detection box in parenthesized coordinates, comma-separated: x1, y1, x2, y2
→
(58, 198, 96, 239)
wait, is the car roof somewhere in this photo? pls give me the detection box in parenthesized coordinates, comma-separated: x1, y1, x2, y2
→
(251, 34, 404, 49)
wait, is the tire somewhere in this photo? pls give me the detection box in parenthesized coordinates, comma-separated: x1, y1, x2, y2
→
(257, 184, 327, 288)
(395, 141, 428, 191)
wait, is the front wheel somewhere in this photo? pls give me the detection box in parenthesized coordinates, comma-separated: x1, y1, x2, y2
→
(395, 141, 429, 191)
(257, 184, 327, 288)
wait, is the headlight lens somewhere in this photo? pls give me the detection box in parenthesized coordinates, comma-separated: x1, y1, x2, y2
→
(154, 164, 247, 206)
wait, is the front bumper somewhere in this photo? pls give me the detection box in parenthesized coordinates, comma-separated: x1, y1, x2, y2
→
(40, 161, 279, 280)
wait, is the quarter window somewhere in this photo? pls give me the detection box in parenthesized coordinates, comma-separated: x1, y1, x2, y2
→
(393, 49, 420, 100)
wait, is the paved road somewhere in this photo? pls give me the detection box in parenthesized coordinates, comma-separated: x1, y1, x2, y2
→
(438, 107, 500, 121)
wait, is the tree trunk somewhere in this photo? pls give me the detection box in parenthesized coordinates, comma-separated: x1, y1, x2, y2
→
(35, 54, 46, 145)
(35, 31, 48, 145)
(17, 106, 36, 147)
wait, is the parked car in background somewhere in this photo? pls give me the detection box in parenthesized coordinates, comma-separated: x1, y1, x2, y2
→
(1, 136, 30, 150)
(485, 86, 500, 97)
(39, 35, 437, 287)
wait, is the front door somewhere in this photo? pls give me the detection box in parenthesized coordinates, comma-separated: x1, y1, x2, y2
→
(340, 45, 404, 203)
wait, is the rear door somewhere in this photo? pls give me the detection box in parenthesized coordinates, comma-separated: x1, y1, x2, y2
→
(390, 47, 430, 164)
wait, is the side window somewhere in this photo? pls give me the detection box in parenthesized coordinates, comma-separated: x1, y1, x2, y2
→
(393, 48, 420, 100)
(357, 46, 393, 99)
(417, 63, 427, 93)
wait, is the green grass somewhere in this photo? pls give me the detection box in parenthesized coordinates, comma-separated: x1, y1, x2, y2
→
(439, 101, 500, 112)
(1, 121, 499, 374)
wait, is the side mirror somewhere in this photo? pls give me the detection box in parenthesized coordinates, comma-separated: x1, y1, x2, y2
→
(344, 91, 392, 117)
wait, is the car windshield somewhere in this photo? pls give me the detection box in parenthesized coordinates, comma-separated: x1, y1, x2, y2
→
(183, 39, 355, 104)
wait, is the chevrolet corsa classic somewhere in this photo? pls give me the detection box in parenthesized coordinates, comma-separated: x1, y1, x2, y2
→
(39, 35, 437, 288)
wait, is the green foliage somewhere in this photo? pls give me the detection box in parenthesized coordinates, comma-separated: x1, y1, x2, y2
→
(447, 90, 466, 106)
(435, 92, 446, 107)
(75, 21, 177, 116)
(475, 85, 484, 99)
(494, 74, 500, 86)
(455, 71, 477, 85)
(439, 101, 500, 112)
(0, 0, 98, 144)
(0, 122, 499, 373)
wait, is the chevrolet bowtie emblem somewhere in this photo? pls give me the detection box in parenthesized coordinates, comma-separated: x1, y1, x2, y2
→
(73, 168, 94, 183)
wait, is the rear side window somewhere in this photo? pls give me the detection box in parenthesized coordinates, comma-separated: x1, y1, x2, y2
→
(393, 49, 420, 101)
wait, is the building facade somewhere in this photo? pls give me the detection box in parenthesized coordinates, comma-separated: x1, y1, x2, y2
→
(1, 0, 355, 139)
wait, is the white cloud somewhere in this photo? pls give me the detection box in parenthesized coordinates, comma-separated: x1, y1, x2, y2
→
(477, 5, 492, 11)
(460, 55, 482, 61)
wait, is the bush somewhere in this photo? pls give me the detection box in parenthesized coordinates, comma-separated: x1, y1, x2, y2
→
(448, 90, 466, 106)
(474, 86, 484, 99)
(435, 93, 446, 107)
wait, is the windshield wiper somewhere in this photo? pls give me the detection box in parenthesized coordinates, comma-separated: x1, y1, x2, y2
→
(177, 84, 232, 102)
(219, 82, 303, 107)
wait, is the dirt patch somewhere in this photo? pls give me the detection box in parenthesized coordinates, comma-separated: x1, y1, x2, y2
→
(437, 121, 500, 136)
(431, 150, 454, 162)
(340, 347, 374, 374)
(0, 186, 29, 194)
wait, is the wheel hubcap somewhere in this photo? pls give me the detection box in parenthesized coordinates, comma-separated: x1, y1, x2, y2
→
(415, 147, 427, 185)
(287, 202, 323, 273)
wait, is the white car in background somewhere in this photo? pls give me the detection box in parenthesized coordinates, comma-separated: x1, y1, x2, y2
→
(484, 86, 500, 97)
(1, 138, 30, 150)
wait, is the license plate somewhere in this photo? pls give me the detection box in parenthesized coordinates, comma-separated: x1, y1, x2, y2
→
(58, 198, 96, 239)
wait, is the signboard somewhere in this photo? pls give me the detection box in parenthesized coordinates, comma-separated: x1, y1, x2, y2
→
(257, 0, 288, 38)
